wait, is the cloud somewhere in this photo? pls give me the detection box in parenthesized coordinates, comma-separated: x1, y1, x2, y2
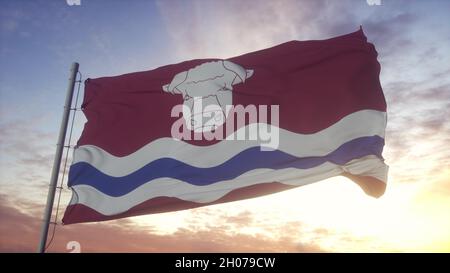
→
(381, 73, 450, 182)
(225, 210, 254, 227)
(363, 12, 418, 56)
(0, 195, 323, 252)
(387, 82, 450, 106)
(0, 118, 61, 203)
(156, 0, 345, 60)
(155, 0, 422, 62)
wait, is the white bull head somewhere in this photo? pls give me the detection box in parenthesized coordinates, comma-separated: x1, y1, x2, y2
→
(163, 60, 254, 132)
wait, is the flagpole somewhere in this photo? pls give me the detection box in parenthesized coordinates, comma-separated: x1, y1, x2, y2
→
(38, 62, 79, 253)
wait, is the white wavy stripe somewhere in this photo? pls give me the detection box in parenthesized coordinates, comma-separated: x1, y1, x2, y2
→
(69, 155, 387, 216)
(72, 110, 386, 177)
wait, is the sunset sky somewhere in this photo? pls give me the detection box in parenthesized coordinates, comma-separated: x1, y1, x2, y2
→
(1, 0, 449, 252)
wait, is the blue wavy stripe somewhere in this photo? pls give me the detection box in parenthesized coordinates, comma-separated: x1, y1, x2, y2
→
(68, 136, 384, 197)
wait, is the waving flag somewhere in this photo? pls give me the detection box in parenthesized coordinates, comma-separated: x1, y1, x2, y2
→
(62, 29, 388, 224)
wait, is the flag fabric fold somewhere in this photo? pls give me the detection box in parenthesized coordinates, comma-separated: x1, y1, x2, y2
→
(62, 29, 388, 224)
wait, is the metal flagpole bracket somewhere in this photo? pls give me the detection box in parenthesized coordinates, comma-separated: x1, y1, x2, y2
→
(38, 62, 79, 253)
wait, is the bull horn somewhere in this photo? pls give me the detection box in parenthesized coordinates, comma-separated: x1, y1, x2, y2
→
(223, 60, 252, 84)
(246, 69, 254, 79)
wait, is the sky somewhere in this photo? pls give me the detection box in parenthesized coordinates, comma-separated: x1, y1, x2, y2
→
(0, 0, 449, 252)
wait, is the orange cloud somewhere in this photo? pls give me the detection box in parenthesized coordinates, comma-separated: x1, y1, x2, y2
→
(0, 195, 322, 253)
